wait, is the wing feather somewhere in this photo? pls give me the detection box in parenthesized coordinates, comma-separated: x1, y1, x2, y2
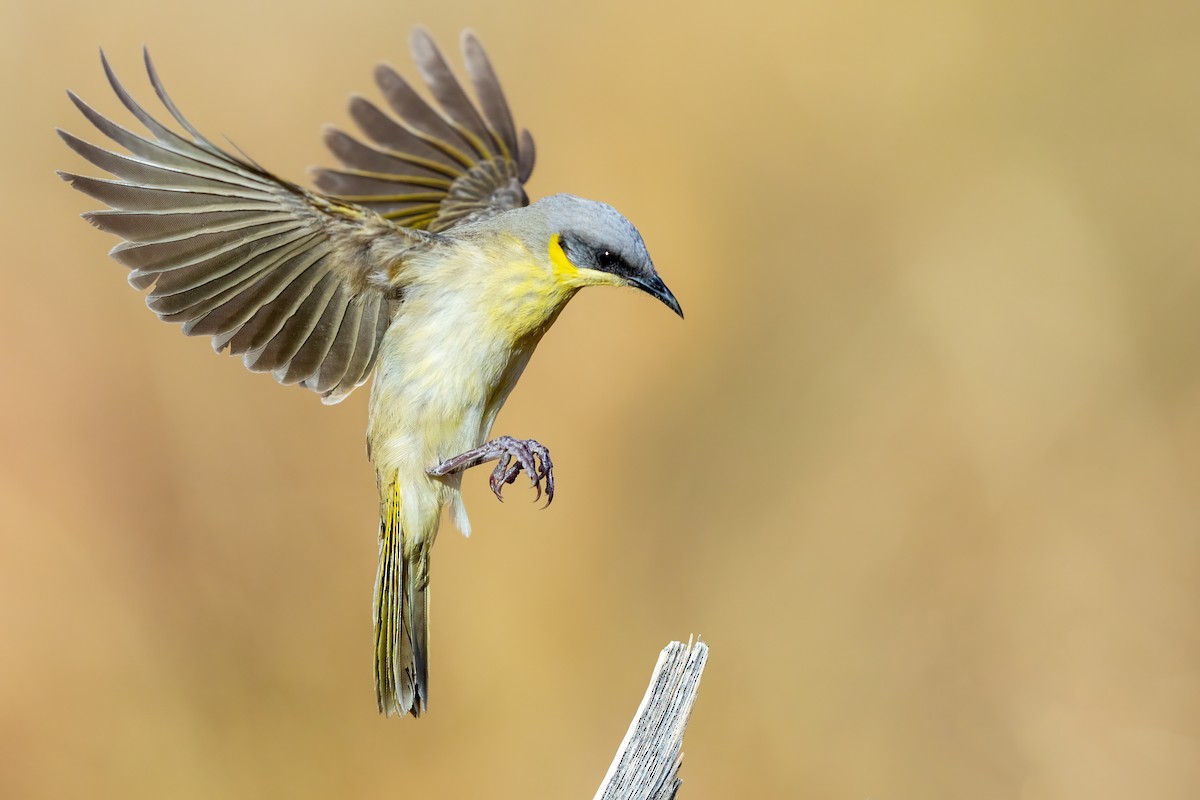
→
(183, 238, 326, 338)
(147, 231, 314, 314)
(373, 65, 479, 163)
(409, 29, 497, 159)
(347, 95, 468, 174)
(460, 31, 519, 159)
(309, 295, 366, 394)
(85, 208, 293, 243)
(283, 283, 352, 385)
(59, 52, 431, 402)
(60, 130, 272, 197)
(329, 291, 387, 402)
(230, 250, 331, 358)
(66, 91, 269, 191)
(313, 29, 536, 232)
(260, 271, 342, 382)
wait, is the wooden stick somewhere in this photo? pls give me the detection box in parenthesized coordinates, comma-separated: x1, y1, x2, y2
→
(595, 638, 709, 800)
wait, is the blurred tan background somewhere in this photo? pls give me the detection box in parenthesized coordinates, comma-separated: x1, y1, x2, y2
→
(4, 0, 1199, 797)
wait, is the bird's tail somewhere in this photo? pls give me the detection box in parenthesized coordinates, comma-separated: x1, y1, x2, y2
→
(374, 473, 429, 717)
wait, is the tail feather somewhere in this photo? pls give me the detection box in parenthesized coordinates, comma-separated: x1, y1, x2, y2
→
(374, 474, 429, 717)
(409, 555, 429, 700)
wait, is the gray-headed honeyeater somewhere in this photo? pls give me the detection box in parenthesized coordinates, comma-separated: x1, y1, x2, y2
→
(59, 29, 682, 717)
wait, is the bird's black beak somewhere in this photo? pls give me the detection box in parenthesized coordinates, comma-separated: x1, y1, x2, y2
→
(629, 273, 684, 319)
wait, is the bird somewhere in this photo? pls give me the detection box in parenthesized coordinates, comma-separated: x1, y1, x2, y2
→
(58, 29, 682, 717)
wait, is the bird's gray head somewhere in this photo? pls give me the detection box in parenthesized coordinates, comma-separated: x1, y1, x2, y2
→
(524, 194, 683, 318)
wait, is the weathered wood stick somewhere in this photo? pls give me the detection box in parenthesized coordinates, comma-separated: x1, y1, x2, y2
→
(595, 638, 709, 800)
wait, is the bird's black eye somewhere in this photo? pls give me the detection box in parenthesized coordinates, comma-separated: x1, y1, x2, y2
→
(595, 248, 623, 272)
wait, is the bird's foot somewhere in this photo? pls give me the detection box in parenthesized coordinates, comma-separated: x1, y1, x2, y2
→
(428, 436, 555, 505)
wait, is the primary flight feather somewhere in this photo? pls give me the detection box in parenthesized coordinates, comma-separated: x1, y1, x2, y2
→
(59, 28, 682, 717)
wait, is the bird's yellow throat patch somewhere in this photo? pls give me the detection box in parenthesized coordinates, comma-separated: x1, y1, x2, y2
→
(547, 234, 579, 280)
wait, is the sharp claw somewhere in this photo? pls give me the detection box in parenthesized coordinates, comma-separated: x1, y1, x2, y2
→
(522, 442, 554, 507)
(528, 463, 541, 501)
(489, 456, 512, 501)
(432, 436, 556, 506)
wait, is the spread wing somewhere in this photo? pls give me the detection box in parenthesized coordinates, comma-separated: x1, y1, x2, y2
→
(59, 50, 438, 404)
(312, 29, 536, 233)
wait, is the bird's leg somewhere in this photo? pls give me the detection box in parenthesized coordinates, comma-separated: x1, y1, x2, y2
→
(428, 436, 555, 505)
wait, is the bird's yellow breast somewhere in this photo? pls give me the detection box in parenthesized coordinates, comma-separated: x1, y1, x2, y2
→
(369, 233, 586, 469)
(478, 234, 576, 344)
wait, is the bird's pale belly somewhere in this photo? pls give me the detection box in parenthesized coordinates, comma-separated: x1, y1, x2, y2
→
(365, 275, 565, 540)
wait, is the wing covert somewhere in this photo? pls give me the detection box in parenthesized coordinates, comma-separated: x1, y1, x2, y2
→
(59, 50, 428, 404)
(312, 29, 536, 232)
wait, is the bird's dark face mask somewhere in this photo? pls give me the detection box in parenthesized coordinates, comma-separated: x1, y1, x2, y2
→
(556, 229, 683, 318)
